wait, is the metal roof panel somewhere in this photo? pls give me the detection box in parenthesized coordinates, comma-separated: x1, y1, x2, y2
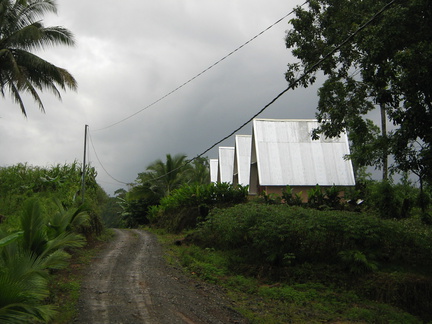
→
(234, 135, 252, 186)
(252, 119, 355, 186)
(218, 147, 235, 183)
(209, 159, 218, 183)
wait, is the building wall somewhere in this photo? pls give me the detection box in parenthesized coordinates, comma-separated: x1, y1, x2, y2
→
(257, 185, 351, 203)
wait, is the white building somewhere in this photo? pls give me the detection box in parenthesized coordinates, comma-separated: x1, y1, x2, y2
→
(209, 159, 219, 183)
(217, 147, 235, 184)
(249, 118, 355, 199)
(233, 135, 252, 187)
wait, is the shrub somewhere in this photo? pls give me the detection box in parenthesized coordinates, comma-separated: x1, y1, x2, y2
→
(193, 204, 432, 272)
(0, 163, 106, 237)
(282, 186, 303, 206)
(308, 185, 326, 208)
(148, 182, 248, 232)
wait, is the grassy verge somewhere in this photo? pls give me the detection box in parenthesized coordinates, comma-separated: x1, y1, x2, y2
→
(48, 229, 114, 323)
(152, 228, 423, 324)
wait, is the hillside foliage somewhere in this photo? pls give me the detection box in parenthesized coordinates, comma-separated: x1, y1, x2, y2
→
(0, 162, 107, 322)
(148, 176, 432, 322)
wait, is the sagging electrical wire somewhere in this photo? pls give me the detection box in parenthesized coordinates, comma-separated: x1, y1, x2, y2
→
(145, 0, 398, 184)
(93, 2, 308, 132)
(88, 129, 130, 185)
(90, 0, 397, 187)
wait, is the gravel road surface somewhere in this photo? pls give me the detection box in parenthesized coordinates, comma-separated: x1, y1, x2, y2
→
(74, 229, 248, 324)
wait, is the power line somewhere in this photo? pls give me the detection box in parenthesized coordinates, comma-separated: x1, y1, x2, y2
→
(93, 2, 308, 132)
(146, 0, 398, 183)
(88, 129, 130, 185)
(90, 0, 397, 187)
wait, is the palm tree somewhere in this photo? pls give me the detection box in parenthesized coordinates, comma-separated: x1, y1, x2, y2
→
(0, 0, 77, 116)
(0, 198, 88, 323)
(146, 153, 191, 197)
(0, 250, 57, 323)
(189, 157, 210, 184)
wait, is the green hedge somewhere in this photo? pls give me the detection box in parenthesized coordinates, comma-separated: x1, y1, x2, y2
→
(193, 203, 432, 271)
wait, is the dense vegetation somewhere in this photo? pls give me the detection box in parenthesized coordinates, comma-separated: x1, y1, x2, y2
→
(0, 162, 107, 322)
(2, 0, 430, 322)
(144, 173, 432, 323)
(285, 0, 432, 186)
(117, 154, 213, 228)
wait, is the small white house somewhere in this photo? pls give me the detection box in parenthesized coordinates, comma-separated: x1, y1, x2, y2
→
(217, 147, 235, 184)
(209, 159, 219, 183)
(249, 118, 355, 199)
(233, 135, 252, 187)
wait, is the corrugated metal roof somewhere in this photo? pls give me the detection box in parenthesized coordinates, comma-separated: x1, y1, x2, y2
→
(209, 159, 218, 183)
(233, 135, 252, 186)
(252, 118, 355, 186)
(218, 147, 235, 183)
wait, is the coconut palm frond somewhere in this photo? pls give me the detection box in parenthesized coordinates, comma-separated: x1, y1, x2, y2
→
(0, 251, 55, 323)
(0, 231, 24, 248)
(0, 303, 56, 324)
(20, 198, 47, 256)
(0, 0, 76, 115)
(41, 231, 85, 259)
(38, 248, 70, 270)
(48, 198, 89, 238)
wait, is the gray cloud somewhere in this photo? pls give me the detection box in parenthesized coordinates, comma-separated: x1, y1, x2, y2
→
(1, 0, 320, 195)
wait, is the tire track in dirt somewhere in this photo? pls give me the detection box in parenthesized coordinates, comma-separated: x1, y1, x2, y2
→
(75, 229, 247, 324)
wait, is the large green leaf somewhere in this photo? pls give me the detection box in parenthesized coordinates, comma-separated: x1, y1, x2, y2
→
(0, 231, 23, 248)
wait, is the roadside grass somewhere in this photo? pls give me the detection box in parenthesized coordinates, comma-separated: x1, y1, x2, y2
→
(152, 229, 422, 324)
(48, 229, 115, 323)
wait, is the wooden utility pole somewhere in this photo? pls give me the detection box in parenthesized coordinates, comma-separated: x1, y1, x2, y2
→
(81, 124, 89, 203)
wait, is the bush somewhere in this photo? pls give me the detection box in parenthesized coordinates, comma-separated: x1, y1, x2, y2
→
(148, 182, 248, 232)
(0, 163, 107, 237)
(360, 272, 432, 322)
(193, 204, 432, 271)
(282, 186, 303, 206)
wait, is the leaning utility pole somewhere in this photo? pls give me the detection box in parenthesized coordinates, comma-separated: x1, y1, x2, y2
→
(81, 124, 89, 203)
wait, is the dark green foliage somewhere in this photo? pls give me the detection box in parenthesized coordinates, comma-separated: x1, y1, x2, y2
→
(194, 204, 432, 271)
(120, 198, 152, 228)
(360, 272, 432, 322)
(149, 182, 248, 232)
(169, 233, 424, 323)
(355, 178, 429, 219)
(285, 0, 432, 185)
(259, 191, 281, 205)
(282, 186, 303, 206)
(100, 196, 123, 228)
(324, 185, 342, 208)
(282, 185, 343, 209)
(0, 198, 90, 322)
(307, 184, 326, 208)
(0, 250, 57, 323)
(338, 250, 378, 274)
(0, 162, 107, 236)
(189, 203, 432, 320)
(374, 180, 400, 219)
(0, 162, 107, 321)
(123, 154, 211, 227)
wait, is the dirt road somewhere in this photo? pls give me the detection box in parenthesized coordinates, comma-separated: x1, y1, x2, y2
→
(75, 229, 247, 324)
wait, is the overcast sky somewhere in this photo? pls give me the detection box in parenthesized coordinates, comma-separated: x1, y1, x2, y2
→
(1, 0, 324, 195)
